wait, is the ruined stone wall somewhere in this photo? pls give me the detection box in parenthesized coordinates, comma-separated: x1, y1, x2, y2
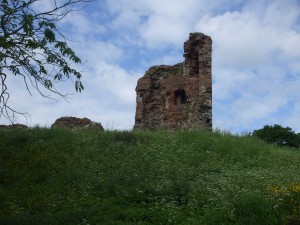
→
(134, 33, 212, 130)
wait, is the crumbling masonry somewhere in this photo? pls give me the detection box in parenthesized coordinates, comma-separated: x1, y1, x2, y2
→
(134, 33, 212, 130)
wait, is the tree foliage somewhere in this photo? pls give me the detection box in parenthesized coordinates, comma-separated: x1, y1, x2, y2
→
(252, 124, 299, 148)
(0, 0, 93, 122)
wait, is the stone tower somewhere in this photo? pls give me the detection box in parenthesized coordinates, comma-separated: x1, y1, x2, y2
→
(134, 32, 212, 130)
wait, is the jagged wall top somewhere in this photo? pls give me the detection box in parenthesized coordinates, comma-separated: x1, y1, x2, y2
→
(134, 32, 212, 130)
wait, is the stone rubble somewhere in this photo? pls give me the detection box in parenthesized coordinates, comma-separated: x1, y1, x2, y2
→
(51, 116, 104, 130)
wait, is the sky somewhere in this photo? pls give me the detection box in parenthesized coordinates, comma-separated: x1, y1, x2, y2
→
(1, 0, 300, 133)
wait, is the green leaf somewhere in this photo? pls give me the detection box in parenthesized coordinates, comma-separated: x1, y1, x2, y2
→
(0, 37, 16, 49)
(49, 23, 56, 29)
(9, 65, 20, 75)
(54, 73, 63, 80)
(44, 80, 53, 89)
(26, 39, 39, 49)
(0, 0, 86, 111)
(75, 80, 84, 92)
(73, 71, 82, 79)
(22, 14, 34, 35)
(62, 66, 71, 75)
(44, 29, 56, 43)
(39, 65, 47, 74)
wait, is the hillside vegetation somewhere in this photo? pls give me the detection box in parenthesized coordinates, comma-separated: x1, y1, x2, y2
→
(1, 128, 300, 225)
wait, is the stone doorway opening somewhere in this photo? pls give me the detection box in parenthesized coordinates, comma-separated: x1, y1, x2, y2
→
(174, 89, 186, 105)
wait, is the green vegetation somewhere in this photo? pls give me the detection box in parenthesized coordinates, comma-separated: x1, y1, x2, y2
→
(253, 124, 300, 148)
(0, 0, 93, 121)
(1, 127, 300, 225)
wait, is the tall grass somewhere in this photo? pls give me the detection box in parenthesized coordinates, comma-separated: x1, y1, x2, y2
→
(0, 127, 300, 224)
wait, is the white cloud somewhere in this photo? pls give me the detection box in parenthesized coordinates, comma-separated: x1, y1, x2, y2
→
(140, 16, 189, 48)
(86, 62, 140, 104)
(195, 0, 300, 132)
(74, 40, 124, 64)
(1, 0, 300, 133)
(0, 61, 139, 130)
(63, 11, 107, 36)
(286, 103, 300, 133)
(149, 50, 183, 66)
(105, 0, 214, 48)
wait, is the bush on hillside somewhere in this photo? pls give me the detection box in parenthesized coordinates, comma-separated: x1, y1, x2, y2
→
(252, 124, 299, 148)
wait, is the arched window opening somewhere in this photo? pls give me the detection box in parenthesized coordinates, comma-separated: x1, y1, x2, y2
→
(174, 89, 186, 105)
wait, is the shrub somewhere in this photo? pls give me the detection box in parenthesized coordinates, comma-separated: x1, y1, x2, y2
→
(252, 124, 299, 148)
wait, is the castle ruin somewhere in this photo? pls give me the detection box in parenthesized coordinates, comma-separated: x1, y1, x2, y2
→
(134, 32, 212, 130)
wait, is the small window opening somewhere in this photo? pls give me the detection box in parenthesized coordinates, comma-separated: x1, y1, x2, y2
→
(174, 89, 186, 105)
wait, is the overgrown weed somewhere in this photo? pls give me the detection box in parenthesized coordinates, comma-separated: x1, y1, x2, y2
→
(1, 128, 300, 224)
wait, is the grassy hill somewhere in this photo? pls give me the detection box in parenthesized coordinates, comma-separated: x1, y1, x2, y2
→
(1, 128, 300, 225)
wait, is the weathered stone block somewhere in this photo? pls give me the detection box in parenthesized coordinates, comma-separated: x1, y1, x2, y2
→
(134, 32, 212, 130)
(51, 117, 104, 130)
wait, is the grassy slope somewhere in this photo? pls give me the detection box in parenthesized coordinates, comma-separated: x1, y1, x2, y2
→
(0, 128, 300, 225)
